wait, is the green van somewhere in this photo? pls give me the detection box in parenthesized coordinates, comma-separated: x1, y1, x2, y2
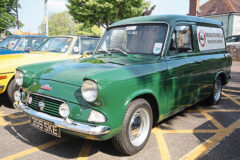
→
(14, 15, 232, 155)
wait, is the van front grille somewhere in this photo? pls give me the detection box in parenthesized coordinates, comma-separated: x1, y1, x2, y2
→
(28, 93, 64, 117)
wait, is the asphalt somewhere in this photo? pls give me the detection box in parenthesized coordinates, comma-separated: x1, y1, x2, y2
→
(0, 61, 240, 160)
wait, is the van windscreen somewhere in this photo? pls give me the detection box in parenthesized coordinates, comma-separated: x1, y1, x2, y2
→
(96, 24, 168, 55)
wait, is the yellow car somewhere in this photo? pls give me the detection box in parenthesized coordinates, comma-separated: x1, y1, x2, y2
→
(0, 35, 100, 102)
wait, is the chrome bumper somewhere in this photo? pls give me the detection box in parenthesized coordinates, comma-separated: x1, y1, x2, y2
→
(14, 102, 110, 136)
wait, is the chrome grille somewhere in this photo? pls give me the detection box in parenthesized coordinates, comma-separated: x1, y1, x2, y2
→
(28, 93, 64, 117)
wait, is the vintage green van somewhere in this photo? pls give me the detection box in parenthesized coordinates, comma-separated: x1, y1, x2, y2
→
(14, 15, 232, 155)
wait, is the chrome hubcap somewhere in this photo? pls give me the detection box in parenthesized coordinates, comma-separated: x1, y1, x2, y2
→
(214, 79, 222, 101)
(129, 108, 150, 147)
(130, 113, 142, 138)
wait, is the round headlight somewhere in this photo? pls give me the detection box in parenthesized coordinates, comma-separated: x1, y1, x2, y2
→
(81, 80, 98, 102)
(59, 103, 70, 118)
(15, 71, 24, 86)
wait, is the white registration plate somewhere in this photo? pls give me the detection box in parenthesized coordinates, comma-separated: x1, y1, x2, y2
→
(30, 116, 61, 138)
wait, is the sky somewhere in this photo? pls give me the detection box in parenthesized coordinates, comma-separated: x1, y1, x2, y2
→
(17, 0, 209, 33)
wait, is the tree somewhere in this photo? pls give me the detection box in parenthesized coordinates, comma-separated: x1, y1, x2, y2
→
(38, 11, 102, 36)
(39, 11, 76, 36)
(0, 0, 21, 33)
(76, 24, 102, 36)
(67, 0, 150, 28)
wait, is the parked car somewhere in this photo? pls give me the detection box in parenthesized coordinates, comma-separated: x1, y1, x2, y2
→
(14, 15, 232, 155)
(0, 35, 47, 55)
(0, 35, 100, 102)
(226, 35, 240, 46)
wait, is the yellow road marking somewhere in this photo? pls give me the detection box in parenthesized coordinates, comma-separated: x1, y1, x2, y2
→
(185, 108, 240, 113)
(7, 114, 26, 119)
(199, 108, 225, 130)
(223, 88, 240, 93)
(221, 96, 240, 100)
(0, 117, 10, 126)
(0, 113, 8, 116)
(222, 92, 240, 106)
(0, 138, 69, 160)
(77, 141, 92, 160)
(10, 120, 30, 126)
(0, 112, 26, 119)
(180, 119, 240, 160)
(205, 109, 240, 112)
(0, 116, 30, 126)
(159, 129, 218, 134)
(152, 128, 171, 160)
(0, 111, 26, 119)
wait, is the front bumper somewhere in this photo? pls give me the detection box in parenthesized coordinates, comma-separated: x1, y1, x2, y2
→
(14, 102, 110, 136)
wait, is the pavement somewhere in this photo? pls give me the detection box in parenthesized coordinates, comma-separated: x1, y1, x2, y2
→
(0, 61, 240, 160)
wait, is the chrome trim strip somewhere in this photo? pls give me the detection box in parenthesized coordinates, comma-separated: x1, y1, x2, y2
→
(31, 93, 65, 103)
(14, 102, 110, 136)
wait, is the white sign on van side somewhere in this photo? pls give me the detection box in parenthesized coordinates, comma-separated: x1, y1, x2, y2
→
(197, 26, 225, 51)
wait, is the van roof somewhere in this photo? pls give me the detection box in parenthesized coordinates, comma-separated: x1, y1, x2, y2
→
(111, 15, 223, 27)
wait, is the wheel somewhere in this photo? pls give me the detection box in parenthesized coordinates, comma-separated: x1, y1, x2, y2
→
(7, 79, 20, 104)
(112, 98, 153, 155)
(206, 77, 223, 105)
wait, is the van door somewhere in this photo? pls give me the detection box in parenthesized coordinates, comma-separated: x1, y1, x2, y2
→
(165, 25, 201, 112)
(195, 26, 227, 100)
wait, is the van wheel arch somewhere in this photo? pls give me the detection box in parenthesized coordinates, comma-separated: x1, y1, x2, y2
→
(132, 94, 159, 124)
(216, 72, 226, 85)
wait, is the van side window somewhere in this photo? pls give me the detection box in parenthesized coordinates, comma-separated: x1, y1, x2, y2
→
(169, 31, 177, 51)
(170, 25, 193, 54)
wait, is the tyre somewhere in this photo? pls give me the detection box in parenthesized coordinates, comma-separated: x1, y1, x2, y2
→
(112, 98, 153, 155)
(206, 76, 223, 105)
(7, 79, 20, 104)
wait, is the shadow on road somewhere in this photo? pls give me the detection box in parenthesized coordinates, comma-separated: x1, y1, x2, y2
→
(0, 94, 13, 109)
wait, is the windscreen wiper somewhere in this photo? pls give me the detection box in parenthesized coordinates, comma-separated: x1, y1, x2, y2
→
(108, 48, 128, 56)
(96, 49, 112, 56)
